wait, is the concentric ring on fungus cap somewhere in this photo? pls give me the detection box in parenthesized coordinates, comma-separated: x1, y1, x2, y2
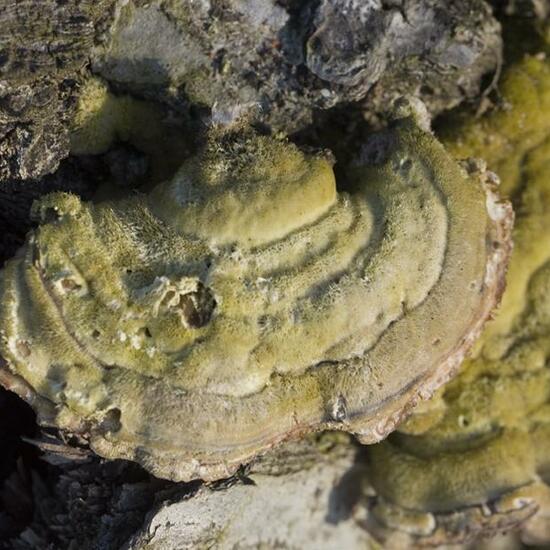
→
(0, 117, 513, 481)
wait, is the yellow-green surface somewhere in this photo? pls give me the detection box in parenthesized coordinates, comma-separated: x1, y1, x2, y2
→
(369, 52, 550, 516)
(70, 77, 189, 184)
(0, 119, 508, 481)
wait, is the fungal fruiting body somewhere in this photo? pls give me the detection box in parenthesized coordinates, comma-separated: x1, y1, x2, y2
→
(366, 53, 550, 546)
(0, 118, 512, 481)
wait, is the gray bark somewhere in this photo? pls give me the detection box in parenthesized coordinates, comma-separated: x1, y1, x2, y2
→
(93, 0, 502, 133)
(0, 0, 115, 180)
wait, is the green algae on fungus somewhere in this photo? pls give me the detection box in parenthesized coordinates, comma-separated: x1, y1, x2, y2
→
(0, 118, 512, 482)
(366, 53, 550, 547)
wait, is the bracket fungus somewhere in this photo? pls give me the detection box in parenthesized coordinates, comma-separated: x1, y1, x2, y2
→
(0, 117, 512, 481)
(365, 52, 550, 547)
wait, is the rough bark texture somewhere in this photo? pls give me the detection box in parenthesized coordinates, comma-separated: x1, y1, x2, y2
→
(1, 457, 165, 550)
(0, 0, 116, 181)
(93, 0, 502, 133)
(0, 435, 367, 549)
(0, 0, 120, 267)
(0, 157, 105, 265)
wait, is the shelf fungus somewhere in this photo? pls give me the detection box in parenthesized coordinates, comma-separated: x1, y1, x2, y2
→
(365, 52, 550, 547)
(0, 117, 512, 481)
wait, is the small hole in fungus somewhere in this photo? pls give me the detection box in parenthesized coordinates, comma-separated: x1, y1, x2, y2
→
(41, 207, 60, 224)
(16, 340, 31, 358)
(420, 84, 434, 96)
(60, 278, 82, 292)
(137, 327, 152, 338)
(91, 330, 101, 339)
(179, 284, 217, 328)
(458, 415, 470, 428)
(400, 158, 412, 173)
(101, 408, 122, 433)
